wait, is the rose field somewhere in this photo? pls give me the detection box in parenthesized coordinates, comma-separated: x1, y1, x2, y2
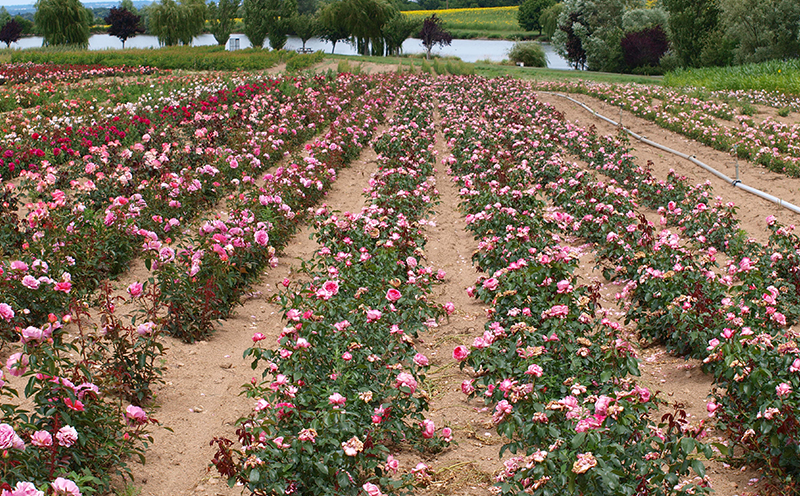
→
(0, 61, 800, 496)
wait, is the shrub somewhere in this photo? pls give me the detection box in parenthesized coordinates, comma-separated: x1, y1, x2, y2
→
(508, 41, 547, 67)
(620, 25, 668, 71)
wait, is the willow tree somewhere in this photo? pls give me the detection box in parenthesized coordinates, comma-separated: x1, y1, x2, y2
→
(147, 0, 206, 46)
(339, 0, 396, 56)
(34, 0, 91, 47)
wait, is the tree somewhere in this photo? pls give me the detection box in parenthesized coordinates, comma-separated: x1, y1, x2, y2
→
(539, 2, 562, 40)
(551, 0, 625, 72)
(0, 19, 21, 48)
(663, 0, 721, 67)
(13, 16, 33, 36)
(34, 0, 91, 47)
(121, 0, 138, 14)
(382, 11, 419, 56)
(106, 7, 144, 48)
(0, 7, 11, 28)
(318, 1, 350, 54)
(720, 0, 800, 63)
(243, 0, 269, 48)
(338, 0, 396, 56)
(291, 13, 318, 51)
(264, 0, 297, 50)
(208, 0, 240, 46)
(147, 0, 206, 46)
(518, 0, 555, 34)
(418, 14, 452, 59)
(620, 24, 668, 69)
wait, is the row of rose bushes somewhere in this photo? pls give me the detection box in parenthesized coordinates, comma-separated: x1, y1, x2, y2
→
(0, 73, 377, 494)
(436, 77, 712, 496)
(0, 63, 162, 85)
(532, 80, 800, 177)
(147, 75, 395, 342)
(213, 77, 450, 495)
(524, 80, 800, 488)
(1, 73, 358, 341)
(443, 76, 800, 492)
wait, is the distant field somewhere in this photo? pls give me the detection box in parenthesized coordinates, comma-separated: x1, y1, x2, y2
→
(404, 6, 522, 35)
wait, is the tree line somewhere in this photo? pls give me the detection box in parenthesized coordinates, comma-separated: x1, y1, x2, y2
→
(0, 0, 457, 55)
(517, 0, 800, 73)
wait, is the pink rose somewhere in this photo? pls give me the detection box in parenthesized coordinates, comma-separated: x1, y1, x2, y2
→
(10, 261, 28, 271)
(366, 309, 382, 322)
(6, 353, 28, 377)
(453, 345, 469, 361)
(126, 405, 147, 424)
(51, 477, 81, 496)
(4, 482, 43, 496)
(525, 364, 543, 377)
(56, 425, 78, 447)
(395, 372, 417, 394)
(790, 358, 800, 373)
(328, 393, 346, 407)
(405, 256, 418, 268)
(254, 230, 269, 246)
(441, 427, 453, 442)
(707, 401, 719, 417)
(386, 288, 402, 302)
(461, 379, 475, 395)
(0, 423, 23, 450)
(443, 302, 455, 315)
(21, 275, 40, 290)
(420, 419, 435, 439)
(252, 332, 266, 342)
(776, 382, 792, 398)
(20, 326, 44, 344)
(362, 482, 384, 496)
(413, 353, 429, 367)
(127, 282, 143, 298)
(385, 454, 400, 474)
(30, 430, 52, 448)
(0, 303, 14, 321)
(482, 278, 499, 291)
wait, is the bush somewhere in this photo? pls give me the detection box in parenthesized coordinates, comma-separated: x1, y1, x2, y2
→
(507, 41, 547, 67)
(620, 25, 668, 70)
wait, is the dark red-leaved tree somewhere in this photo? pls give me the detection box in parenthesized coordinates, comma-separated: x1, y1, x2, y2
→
(418, 14, 452, 60)
(0, 19, 22, 48)
(105, 7, 144, 49)
(561, 11, 586, 70)
(621, 25, 669, 70)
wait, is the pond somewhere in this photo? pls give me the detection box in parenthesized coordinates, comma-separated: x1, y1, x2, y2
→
(8, 34, 575, 70)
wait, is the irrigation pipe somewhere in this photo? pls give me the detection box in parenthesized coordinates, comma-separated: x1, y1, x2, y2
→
(541, 91, 800, 216)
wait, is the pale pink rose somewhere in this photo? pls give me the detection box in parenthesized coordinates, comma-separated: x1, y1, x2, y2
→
(436, 269, 446, 280)
(136, 321, 155, 336)
(790, 358, 800, 373)
(395, 372, 417, 394)
(56, 425, 78, 447)
(452, 345, 469, 361)
(21, 275, 39, 290)
(10, 261, 28, 271)
(594, 395, 613, 416)
(329, 393, 346, 407)
(385, 454, 400, 474)
(362, 482, 384, 496)
(342, 436, 364, 456)
(572, 452, 597, 474)
(441, 427, 453, 442)
(4, 481, 43, 496)
(466, 286, 476, 298)
(443, 302, 455, 315)
(412, 463, 429, 478)
(707, 401, 719, 417)
(420, 419, 435, 439)
(127, 282, 143, 298)
(20, 326, 44, 344)
(405, 256, 418, 268)
(51, 477, 81, 496)
(322, 280, 339, 295)
(298, 428, 317, 443)
(272, 436, 290, 449)
(482, 278, 499, 291)
(385, 288, 402, 302)
(30, 430, 52, 448)
(766, 215, 777, 226)
(126, 405, 147, 424)
(6, 353, 28, 377)
(0, 303, 14, 321)
(0, 423, 20, 449)
(461, 379, 475, 395)
(525, 364, 543, 377)
(366, 309, 382, 322)
(413, 353, 429, 367)
(777, 382, 793, 398)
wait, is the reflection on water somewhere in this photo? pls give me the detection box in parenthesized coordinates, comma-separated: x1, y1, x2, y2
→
(8, 34, 574, 70)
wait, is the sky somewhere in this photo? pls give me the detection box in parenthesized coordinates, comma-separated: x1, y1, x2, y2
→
(0, 1, 152, 11)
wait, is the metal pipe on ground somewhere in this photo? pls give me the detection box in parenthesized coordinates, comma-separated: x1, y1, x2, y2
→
(540, 91, 800, 215)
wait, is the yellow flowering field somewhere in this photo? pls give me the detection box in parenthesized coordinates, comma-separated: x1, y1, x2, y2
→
(404, 6, 520, 32)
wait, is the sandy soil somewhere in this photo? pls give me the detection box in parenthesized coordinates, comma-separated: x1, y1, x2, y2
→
(103, 83, 800, 496)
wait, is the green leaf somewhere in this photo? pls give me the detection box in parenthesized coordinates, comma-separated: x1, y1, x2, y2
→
(249, 469, 260, 483)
